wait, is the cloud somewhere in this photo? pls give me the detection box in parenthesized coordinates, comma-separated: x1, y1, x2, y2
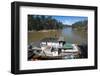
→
(63, 20, 72, 25)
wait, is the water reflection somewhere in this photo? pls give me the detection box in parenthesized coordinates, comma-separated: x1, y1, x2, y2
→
(58, 27, 87, 45)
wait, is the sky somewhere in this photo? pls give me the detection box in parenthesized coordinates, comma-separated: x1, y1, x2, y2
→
(52, 16, 88, 25)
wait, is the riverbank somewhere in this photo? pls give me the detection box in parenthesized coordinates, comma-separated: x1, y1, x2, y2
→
(28, 29, 58, 33)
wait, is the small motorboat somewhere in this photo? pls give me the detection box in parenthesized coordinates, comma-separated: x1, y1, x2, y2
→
(28, 41, 81, 60)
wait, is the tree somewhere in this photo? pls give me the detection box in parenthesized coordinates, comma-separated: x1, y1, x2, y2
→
(28, 15, 64, 31)
(72, 20, 88, 31)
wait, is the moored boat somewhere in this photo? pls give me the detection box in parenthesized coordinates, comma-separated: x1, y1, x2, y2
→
(28, 37, 81, 60)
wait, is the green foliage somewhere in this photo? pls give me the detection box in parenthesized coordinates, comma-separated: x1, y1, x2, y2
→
(28, 15, 64, 31)
(72, 20, 88, 31)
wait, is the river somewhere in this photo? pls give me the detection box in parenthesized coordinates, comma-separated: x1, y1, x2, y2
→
(28, 27, 87, 45)
(60, 27, 87, 45)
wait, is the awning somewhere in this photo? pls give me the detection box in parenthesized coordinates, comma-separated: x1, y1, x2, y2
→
(63, 43, 73, 49)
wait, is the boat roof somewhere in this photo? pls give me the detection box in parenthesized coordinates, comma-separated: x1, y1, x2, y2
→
(63, 43, 73, 49)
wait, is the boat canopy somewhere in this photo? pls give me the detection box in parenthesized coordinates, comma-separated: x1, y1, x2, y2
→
(63, 43, 73, 49)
